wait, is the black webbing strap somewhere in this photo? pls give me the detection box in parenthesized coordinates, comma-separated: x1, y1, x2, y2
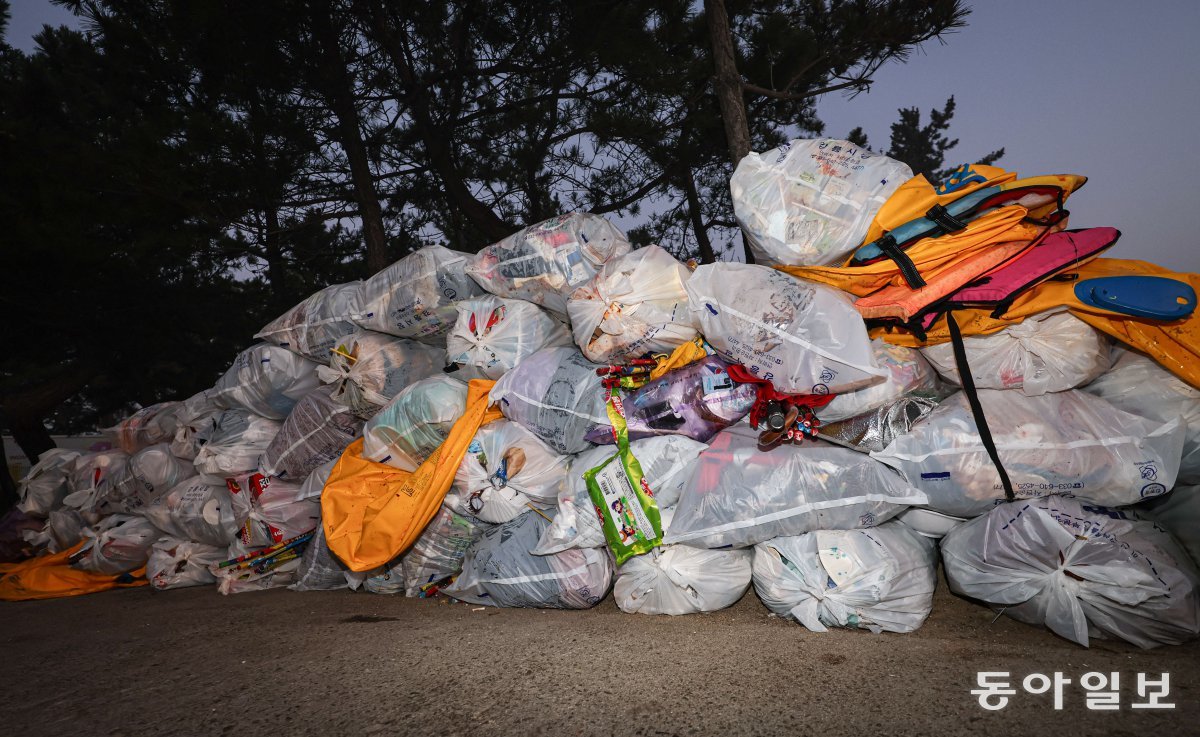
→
(876, 234, 927, 289)
(925, 204, 969, 234)
(946, 311, 1015, 502)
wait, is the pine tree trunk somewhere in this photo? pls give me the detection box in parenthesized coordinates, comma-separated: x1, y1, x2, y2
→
(313, 2, 390, 273)
(682, 168, 717, 264)
(705, 0, 751, 165)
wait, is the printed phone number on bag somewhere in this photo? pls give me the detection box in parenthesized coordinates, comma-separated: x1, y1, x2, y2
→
(972, 671, 1173, 711)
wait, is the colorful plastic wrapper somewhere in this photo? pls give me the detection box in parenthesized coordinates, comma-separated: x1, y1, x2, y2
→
(585, 354, 756, 445)
(465, 212, 631, 318)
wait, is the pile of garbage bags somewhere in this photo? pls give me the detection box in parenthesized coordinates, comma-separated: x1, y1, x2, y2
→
(9, 138, 1200, 652)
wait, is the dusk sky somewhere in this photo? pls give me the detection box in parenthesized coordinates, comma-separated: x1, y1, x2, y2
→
(8, 0, 1198, 271)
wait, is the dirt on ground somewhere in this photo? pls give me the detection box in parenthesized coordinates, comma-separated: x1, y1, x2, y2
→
(1, 572, 1195, 737)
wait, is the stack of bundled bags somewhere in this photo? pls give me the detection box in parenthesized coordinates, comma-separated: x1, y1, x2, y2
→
(8, 139, 1200, 651)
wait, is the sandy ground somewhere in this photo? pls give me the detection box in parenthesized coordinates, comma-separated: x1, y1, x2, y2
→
(1, 572, 1196, 737)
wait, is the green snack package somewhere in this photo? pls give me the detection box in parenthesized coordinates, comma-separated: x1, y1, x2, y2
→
(583, 386, 662, 565)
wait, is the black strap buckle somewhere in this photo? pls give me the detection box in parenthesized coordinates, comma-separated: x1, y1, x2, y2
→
(925, 204, 969, 234)
(876, 233, 927, 289)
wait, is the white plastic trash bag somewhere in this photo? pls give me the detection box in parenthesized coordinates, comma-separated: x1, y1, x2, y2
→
(872, 389, 1186, 517)
(192, 409, 280, 477)
(353, 245, 484, 342)
(97, 443, 196, 514)
(443, 512, 613, 609)
(290, 522, 360, 592)
(259, 387, 363, 481)
(16, 448, 81, 517)
(1082, 349, 1200, 485)
(466, 212, 632, 318)
(63, 449, 130, 516)
(921, 310, 1111, 396)
(170, 390, 223, 461)
(666, 424, 926, 549)
(147, 537, 224, 590)
(446, 420, 568, 524)
(489, 346, 607, 454)
(362, 376, 468, 471)
(687, 263, 885, 394)
(210, 343, 321, 420)
(318, 330, 446, 418)
(752, 521, 938, 633)
(614, 509, 752, 616)
(941, 496, 1200, 648)
(820, 340, 938, 422)
(111, 401, 183, 453)
(141, 476, 241, 547)
(254, 281, 364, 361)
(731, 138, 912, 267)
(446, 296, 571, 380)
(566, 244, 698, 363)
(534, 435, 707, 555)
(74, 515, 161, 575)
(226, 472, 320, 549)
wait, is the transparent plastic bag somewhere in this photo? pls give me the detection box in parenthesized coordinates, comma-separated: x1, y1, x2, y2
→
(941, 496, 1200, 648)
(254, 281, 364, 361)
(110, 401, 183, 453)
(731, 138, 912, 267)
(226, 472, 320, 548)
(63, 449, 130, 516)
(443, 512, 613, 609)
(259, 387, 362, 481)
(210, 343, 321, 419)
(752, 521, 937, 633)
(353, 245, 484, 343)
(920, 310, 1111, 396)
(170, 390, 223, 461)
(614, 508, 752, 616)
(192, 409, 281, 477)
(665, 424, 926, 549)
(872, 389, 1186, 517)
(1082, 349, 1200, 484)
(141, 476, 241, 547)
(687, 263, 885, 394)
(446, 296, 571, 380)
(16, 448, 81, 517)
(397, 507, 487, 596)
(362, 376, 469, 471)
(489, 346, 607, 454)
(446, 420, 568, 524)
(147, 537, 224, 590)
(317, 330, 446, 418)
(534, 435, 706, 555)
(566, 244, 698, 363)
(74, 515, 161, 575)
(466, 212, 631, 318)
(97, 443, 196, 514)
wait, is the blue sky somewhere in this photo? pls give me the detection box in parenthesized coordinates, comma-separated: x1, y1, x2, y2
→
(8, 0, 1199, 271)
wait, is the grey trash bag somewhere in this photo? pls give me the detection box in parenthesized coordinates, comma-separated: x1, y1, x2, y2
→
(210, 343, 322, 420)
(534, 435, 707, 556)
(96, 443, 196, 515)
(142, 476, 241, 547)
(353, 245, 485, 343)
(443, 512, 613, 608)
(941, 496, 1200, 649)
(290, 522, 358, 592)
(818, 393, 945, 454)
(489, 346, 608, 454)
(465, 212, 632, 319)
(16, 448, 81, 517)
(1082, 348, 1200, 485)
(1140, 485, 1200, 571)
(665, 424, 926, 549)
(258, 386, 363, 481)
(317, 330, 447, 418)
(254, 281, 364, 362)
(752, 521, 938, 633)
(362, 376, 469, 471)
(394, 507, 487, 597)
(147, 537, 224, 590)
(872, 388, 1186, 518)
(614, 508, 752, 616)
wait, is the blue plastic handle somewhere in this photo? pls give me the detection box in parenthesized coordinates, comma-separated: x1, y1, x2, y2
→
(1074, 276, 1197, 320)
(851, 186, 1000, 264)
